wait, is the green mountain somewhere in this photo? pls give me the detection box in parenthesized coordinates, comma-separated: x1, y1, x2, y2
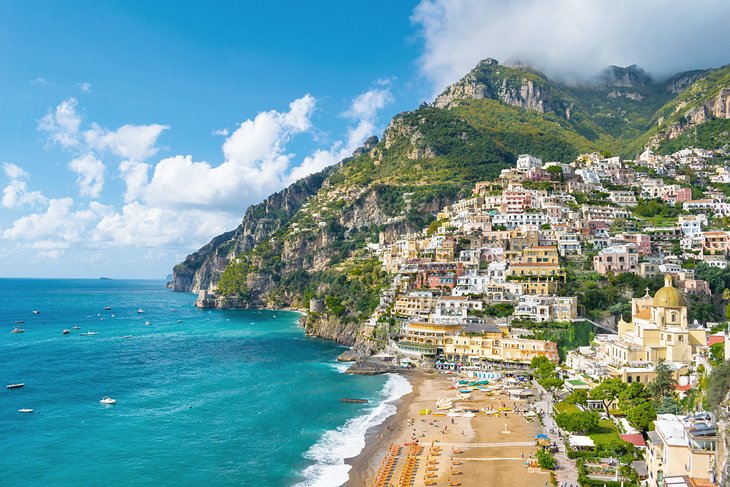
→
(172, 58, 730, 346)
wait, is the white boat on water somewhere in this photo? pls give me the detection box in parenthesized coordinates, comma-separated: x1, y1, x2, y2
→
(100, 396, 116, 405)
(18, 408, 33, 413)
(122, 335, 133, 339)
(137, 308, 144, 314)
(144, 321, 152, 326)
(80, 331, 99, 336)
(7, 383, 25, 389)
(32, 310, 40, 315)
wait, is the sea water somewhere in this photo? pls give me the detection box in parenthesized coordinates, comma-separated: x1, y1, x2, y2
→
(0, 279, 409, 486)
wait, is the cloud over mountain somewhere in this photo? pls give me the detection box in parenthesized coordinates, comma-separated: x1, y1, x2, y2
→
(412, 0, 730, 92)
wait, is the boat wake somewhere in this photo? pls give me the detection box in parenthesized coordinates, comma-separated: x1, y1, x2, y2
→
(294, 374, 412, 487)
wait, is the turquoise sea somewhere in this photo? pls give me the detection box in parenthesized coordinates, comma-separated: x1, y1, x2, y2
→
(0, 279, 410, 486)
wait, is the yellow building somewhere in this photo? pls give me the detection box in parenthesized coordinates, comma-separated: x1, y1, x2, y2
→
(393, 293, 437, 317)
(443, 324, 559, 364)
(645, 414, 718, 486)
(398, 322, 460, 356)
(605, 275, 708, 365)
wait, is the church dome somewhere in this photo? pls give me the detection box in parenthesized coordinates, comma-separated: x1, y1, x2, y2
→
(653, 275, 685, 307)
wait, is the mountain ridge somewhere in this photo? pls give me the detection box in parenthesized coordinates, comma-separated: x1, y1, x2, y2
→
(171, 57, 730, 345)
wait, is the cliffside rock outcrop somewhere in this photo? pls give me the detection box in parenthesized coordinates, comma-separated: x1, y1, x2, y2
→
(171, 167, 334, 292)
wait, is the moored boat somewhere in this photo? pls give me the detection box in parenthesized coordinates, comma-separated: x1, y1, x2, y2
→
(100, 396, 116, 405)
(137, 308, 144, 314)
(63, 329, 70, 334)
(340, 398, 369, 403)
(18, 408, 33, 413)
(7, 383, 25, 389)
(11, 327, 24, 334)
(32, 310, 40, 315)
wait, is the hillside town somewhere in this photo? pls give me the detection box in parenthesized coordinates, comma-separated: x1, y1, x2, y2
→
(340, 149, 730, 487)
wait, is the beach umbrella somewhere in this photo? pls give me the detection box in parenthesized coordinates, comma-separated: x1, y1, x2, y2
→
(536, 433, 549, 439)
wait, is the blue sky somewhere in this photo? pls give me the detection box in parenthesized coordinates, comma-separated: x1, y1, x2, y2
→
(1, 0, 728, 279)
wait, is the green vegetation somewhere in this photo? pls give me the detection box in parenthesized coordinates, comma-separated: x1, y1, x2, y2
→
(657, 119, 730, 154)
(555, 410, 599, 434)
(536, 449, 557, 470)
(705, 361, 730, 411)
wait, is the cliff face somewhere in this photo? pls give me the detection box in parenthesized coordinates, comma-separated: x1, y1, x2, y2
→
(171, 167, 334, 292)
(433, 58, 566, 116)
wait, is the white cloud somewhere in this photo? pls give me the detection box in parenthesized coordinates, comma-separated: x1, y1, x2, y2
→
(38, 97, 82, 148)
(287, 87, 393, 183)
(31, 77, 51, 86)
(85, 123, 168, 160)
(212, 128, 229, 136)
(2, 180, 47, 209)
(2, 198, 112, 259)
(3, 162, 29, 180)
(412, 0, 730, 92)
(68, 153, 105, 198)
(344, 87, 394, 122)
(119, 160, 150, 203)
(1, 163, 47, 209)
(9, 86, 393, 264)
(91, 202, 237, 248)
(135, 95, 317, 211)
(77, 82, 92, 92)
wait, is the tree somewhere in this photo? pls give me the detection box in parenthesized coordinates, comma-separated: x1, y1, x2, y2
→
(590, 377, 627, 404)
(626, 401, 656, 431)
(618, 382, 651, 411)
(564, 389, 589, 406)
(538, 377, 565, 393)
(705, 361, 730, 411)
(536, 449, 557, 470)
(648, 362, 677, 404)
(555, 411, 599, 434)
(531, 356, 557, 380)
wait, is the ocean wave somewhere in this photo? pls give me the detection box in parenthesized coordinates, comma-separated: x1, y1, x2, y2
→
(328, 362, 351, 373)
(293, 373, 412, 487)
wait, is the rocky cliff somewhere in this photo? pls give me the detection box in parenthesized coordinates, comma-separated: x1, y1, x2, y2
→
(434, 58, 570, 117)
(171, 166, 335, 293)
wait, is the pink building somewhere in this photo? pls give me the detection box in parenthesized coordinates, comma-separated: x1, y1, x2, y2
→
(618, 233, 652, 256)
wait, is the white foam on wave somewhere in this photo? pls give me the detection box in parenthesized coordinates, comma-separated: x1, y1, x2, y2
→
(329, 362, 351, 373)
(293, 373, 412, 487)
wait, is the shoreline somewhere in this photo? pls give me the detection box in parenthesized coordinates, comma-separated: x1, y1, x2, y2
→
(343, 368, 549, 487)
(344, 372, 425, 486)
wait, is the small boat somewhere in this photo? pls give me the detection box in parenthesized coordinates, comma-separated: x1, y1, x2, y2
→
(137, 308, 144, 314)
(32, 310, 40, 315)
(15, 320, 24, 324)
(176, 320, 182, 323)
(18, 408, 33, 414)
(80, 331, 98, 336)
(104, 306, 112, 311)
(122, 335, 133, 339)
(11, 327, 24, 334)
(144, 321, 152, 326)
(72, 325, 81, 329)
(100, 396, 116, 405)
(340, 398, 369, 404)
(62, 329, 70, 334)
(7, 383, 25, 389)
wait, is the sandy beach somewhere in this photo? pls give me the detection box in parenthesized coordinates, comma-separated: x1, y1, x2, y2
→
(346, 370, 549, 487)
